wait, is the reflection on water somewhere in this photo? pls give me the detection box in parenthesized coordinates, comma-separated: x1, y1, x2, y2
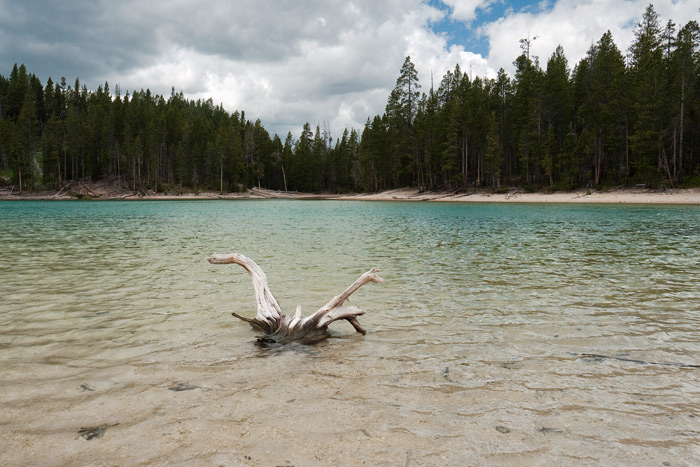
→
(1, 200, 699, 465)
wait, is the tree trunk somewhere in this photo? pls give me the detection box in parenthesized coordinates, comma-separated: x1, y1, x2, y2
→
(281, 164, 288, 192)
(625, 118, 629, 181)
(679, 71, 685, 180)
(672, 122, 677, 181)
(594, 131, 602, 186)
(208, 253, 383, 346)
(462, 136, 468, 189)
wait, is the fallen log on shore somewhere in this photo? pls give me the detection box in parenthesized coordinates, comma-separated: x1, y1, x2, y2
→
(208, 253, 383, 345)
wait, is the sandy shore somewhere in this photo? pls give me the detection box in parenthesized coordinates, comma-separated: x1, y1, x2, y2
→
(338, 187, 700, 204)
(2, 183, 700, 204)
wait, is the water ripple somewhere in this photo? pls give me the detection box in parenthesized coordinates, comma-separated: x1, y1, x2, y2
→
(1, 200, 699, 465)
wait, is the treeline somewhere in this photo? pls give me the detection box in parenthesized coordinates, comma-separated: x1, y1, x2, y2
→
(1, 4, 699, 194)
(0, 67, 361, 194)
(360, 5, 700, 191)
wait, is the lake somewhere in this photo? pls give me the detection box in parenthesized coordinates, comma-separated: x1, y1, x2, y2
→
(1, 199, 699, 465)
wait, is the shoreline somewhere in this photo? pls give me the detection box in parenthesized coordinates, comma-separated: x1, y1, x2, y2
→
(338, 187, 700, 205)
(2, 184, 700, 205)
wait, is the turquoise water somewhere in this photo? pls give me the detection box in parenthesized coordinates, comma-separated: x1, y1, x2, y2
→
(1, 200, 699, 465)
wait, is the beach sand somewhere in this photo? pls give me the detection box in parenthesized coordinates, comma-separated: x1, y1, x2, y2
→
(3, 182, 700, 204)
(338, 186, 700, 204)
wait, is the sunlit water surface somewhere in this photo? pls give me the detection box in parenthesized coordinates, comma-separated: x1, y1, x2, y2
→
(1, 200, 699, 465)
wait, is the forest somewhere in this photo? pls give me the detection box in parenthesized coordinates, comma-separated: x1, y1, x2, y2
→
(0, 5, 699, 194)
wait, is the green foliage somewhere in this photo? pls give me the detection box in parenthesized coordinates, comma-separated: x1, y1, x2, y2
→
(680, 175, 700, 188)
(0, 69, 292, 193)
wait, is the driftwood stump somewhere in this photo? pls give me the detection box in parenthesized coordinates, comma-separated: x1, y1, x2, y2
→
(208, 253, 383, 345)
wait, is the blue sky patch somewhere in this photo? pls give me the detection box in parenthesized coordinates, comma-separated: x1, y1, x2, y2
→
(427, 0, 555, 57)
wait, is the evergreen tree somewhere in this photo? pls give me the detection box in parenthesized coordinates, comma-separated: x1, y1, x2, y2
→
(5, 64, 29, 120)
(581, 31, 628, 185)
(281, 132, 294, 191)
(542, 45, 572, 183)
(386, 56, 421, 186)
(493, 68, 513, 182)
(512, 52, 544, 185)
(628, 4, 664, 183)
(311, 125, 326, 191)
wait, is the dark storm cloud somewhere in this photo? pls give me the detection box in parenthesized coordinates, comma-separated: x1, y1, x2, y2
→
(0, 0, 162, 87)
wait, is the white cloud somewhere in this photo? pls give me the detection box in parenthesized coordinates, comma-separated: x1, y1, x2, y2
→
(405, 25, 494, 89)
(441, 0, 497, 24)
(102, 0, 477, 138)
(107, 0, 454, 137)
(482, 0, 700, 75)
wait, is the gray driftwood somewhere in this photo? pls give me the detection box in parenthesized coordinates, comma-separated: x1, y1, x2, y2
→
(208, 253, 383, 345)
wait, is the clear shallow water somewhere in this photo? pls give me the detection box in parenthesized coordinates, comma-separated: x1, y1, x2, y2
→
(1, 200, 699, 465)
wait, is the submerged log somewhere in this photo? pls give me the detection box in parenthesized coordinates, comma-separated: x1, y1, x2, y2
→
(208, 253, 383, 345)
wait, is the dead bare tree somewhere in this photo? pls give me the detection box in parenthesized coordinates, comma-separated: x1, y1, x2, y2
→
(208, 253, 383, 345)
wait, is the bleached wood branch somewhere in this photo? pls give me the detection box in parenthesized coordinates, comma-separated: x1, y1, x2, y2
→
(208, 253, 383, 345)
(207, 253, 283, 331)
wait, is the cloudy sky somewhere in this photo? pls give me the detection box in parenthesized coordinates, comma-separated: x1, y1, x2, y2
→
(1, 1, 698, 138)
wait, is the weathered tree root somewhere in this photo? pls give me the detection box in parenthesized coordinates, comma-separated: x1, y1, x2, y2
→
(208, 253, 383, 345)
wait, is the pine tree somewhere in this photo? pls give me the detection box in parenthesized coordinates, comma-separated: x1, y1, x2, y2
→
(583, 31, 628, 185)
(542, 45, 572, 181)
(493, 69, 513, 181)
(628, 4, 664, 184)
(5, 64, 29, 120)
(512, 53, 544, 185)
(311, 125, 326, 191)
(386, 56, 421, 186)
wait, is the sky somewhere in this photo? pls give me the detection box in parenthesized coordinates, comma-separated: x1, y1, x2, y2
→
(1, 1, 698, 139)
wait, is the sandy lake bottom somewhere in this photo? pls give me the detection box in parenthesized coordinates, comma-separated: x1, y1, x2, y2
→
(1, 200, 699, 465)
